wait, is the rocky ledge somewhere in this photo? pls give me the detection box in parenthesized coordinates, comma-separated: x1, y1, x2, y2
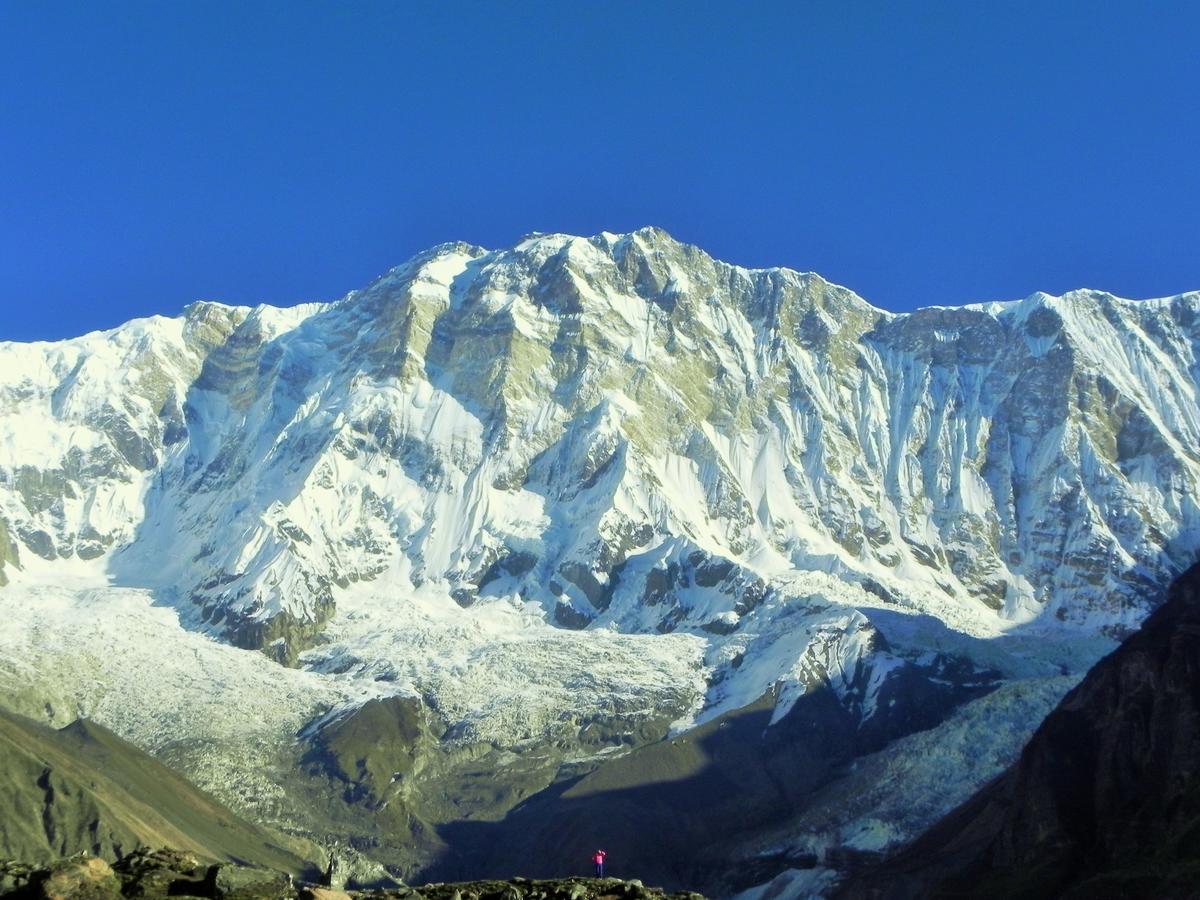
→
(0, 850, 704, 900)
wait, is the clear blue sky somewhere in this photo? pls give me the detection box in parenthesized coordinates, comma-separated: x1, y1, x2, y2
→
(2, 1, 1198, 341)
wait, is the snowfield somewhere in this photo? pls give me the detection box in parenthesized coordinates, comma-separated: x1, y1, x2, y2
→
(0, 569, 707, 756)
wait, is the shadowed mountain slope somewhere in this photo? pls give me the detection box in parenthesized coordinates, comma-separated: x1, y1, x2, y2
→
(837, 561, 1200, 899)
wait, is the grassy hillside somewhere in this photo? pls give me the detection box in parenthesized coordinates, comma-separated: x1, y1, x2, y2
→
(0, 709, 318, 875)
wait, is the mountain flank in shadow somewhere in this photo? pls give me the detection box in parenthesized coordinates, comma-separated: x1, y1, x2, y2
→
(837, 561, 1200, 899)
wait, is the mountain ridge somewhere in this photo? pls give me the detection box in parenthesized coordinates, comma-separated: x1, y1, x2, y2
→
(5, 227, 1198, 647)
(14, 226, 1199, 351)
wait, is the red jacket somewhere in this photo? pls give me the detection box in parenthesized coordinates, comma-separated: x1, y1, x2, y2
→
(592, 851, 607, 865)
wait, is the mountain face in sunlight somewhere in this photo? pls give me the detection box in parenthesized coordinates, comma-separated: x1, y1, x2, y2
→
(1, 228, 1198, 891)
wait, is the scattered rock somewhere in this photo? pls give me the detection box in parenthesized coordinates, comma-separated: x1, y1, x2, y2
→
(0, 852, 706, 900)
(113, 848, 212, 899)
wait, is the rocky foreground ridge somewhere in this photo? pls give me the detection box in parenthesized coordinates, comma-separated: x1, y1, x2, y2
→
(0, 850, 701, 900)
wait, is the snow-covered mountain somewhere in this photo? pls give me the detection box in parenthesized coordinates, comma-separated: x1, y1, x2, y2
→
(2, 227, 1199, 889)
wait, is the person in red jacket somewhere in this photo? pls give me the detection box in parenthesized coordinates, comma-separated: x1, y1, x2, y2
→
(592, 849, 607, 877)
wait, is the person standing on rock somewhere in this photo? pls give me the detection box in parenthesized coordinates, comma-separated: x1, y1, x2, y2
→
(592, 849, 607, 878)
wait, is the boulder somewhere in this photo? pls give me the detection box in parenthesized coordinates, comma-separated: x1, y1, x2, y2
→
(113, 848, 212, 899)
(298, 889, 353, 900)
(39, 857, 123, 900)
(212, 864, 292, 900)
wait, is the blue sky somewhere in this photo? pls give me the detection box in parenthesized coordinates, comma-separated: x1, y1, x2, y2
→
(2, 1, 1198, 340)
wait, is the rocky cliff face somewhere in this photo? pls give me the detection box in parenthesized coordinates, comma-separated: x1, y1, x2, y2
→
(3, 229, 1199, 654)
(837, 562, 1200, 899)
